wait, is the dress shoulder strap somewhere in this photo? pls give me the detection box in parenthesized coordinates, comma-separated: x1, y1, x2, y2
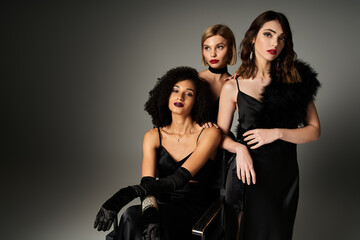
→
(235, 78, 240, 92)
(157, 127, 162, 146)
(196, 128, 205, 143)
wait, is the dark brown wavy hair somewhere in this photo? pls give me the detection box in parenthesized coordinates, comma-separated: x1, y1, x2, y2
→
(144, 66, 212, 127)
(237, 10, 301, 83)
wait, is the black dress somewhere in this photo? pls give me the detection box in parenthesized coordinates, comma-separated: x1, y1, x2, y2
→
(235, 79, 298, 240)
(117, 128, 218, 240)
(229, 61, 320, 240)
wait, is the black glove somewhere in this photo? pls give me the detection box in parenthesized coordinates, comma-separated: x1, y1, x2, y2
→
(93, 167, 191, 231)
(142, 196, 159, 222)
(94, 207, 117, 231)
(135, 167, 192, 198)
(94, 186, 138, 231)
(140, 177, 160, 224)
(139, 177, 160, 224)
(103, 186, 138, 213)
(139, 177, 156, 201)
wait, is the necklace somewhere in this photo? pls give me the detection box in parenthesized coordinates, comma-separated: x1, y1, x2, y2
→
(171, 125, 195, 142)
(208, 66, 228, 74)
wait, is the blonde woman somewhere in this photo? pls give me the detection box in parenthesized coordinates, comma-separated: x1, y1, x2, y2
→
(199, 24, 237, 124)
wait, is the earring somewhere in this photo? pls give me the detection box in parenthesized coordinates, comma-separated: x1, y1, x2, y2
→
(276, 58, 280, 68)
(250, 43, 254, 61)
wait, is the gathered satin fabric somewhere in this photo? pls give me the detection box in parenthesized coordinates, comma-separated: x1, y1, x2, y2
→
(117, 131, 218, 240)
(226, 79, 299, 240)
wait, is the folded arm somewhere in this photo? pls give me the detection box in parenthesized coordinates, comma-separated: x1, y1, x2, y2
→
(243, 101, 321, 149)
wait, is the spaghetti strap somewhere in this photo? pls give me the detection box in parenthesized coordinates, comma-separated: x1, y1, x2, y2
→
(196, 128, 205, 143)
(157, 127, 162, 146)
(235, 78, 240, 92)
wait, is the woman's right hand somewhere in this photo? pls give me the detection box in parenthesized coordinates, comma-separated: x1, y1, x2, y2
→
(94, 207, 117, 231)
(235, 144, 256, 185)
(94, 186, 138, 231)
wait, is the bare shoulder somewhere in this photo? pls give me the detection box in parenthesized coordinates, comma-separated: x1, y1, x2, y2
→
(199, 127, 221, 141)
(222, 78, 238, 90)
(144, 128, 158, 137)
(198, 69, 208, 78)
(221, 79, 238, 100)
(199, 70, 213, 83)
(143, 128, 160, 147)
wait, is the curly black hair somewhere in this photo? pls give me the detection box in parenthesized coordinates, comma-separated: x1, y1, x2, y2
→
(144, 66, 212, 127)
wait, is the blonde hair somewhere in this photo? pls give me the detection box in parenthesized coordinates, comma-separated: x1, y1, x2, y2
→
(201, 24, 237, 66)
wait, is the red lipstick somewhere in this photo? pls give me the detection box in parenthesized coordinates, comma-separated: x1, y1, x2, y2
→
(267, 49, 277, 55)
(209, 59, 219, 64)
(174, 102, 184, 107)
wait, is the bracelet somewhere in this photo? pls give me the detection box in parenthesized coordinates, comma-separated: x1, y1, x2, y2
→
(141, 195, 158, 213)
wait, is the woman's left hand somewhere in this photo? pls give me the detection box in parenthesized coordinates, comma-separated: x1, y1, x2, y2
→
(202, 122, 219, 129)
(223, 72, 240, 81)
(243, 129, 280, 149)
(94, 186, 139, 231)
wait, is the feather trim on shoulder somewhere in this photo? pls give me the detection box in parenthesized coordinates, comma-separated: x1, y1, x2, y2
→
(255, 59, 321, 129)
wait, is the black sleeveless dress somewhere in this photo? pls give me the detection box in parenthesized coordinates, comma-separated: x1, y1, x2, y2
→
(224, 61, 320, 240)
(117, 128, 218, 240)
(232, 78, 299, 240)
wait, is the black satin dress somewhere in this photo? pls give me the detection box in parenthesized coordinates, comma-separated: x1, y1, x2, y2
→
(117, 128, 218, 240)
(230, 79, 299, 240)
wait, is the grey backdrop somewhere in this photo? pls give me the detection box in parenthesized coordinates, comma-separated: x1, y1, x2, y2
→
(3, 0, 360, 239)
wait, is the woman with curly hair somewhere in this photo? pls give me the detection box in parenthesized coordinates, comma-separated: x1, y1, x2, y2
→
(217, 11, 321, 239)
(199, 24, 237, 124)
(94, 66, 221, 240)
